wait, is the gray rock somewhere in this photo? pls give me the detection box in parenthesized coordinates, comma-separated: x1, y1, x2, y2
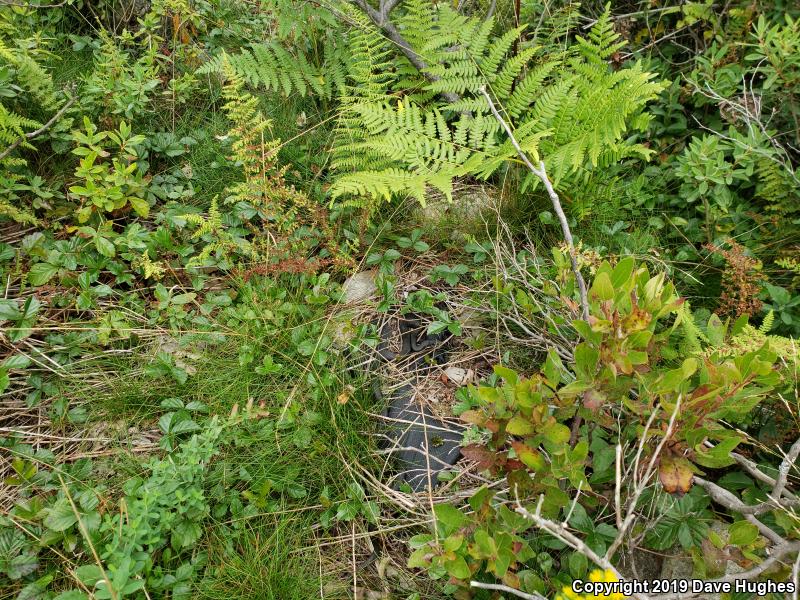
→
(418, 185, 496, 229)
(618, 548, 663, 582)
(659, 549, 694, 583)
(342, 270, 378, 304)
(443, 366, 472, 386)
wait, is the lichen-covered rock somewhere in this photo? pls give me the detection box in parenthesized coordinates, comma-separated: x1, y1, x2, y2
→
(342, 270, 378, 304)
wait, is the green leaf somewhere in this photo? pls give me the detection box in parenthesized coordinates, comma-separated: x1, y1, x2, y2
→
(16, 574, 53, 600)
(160, 397, 184, 410)
(6, 552, 38, 580)
(75, 565, 104, 586)
(493, 365, 518, 385)
(28, 263, 58, 286)
(171, 292, 196, 305)
(127, 196, 150, 217)
(53, 591, 89, 600)
(729, 521, 759, 546)
(158, 413, 174, 433)
(94, 236, 116, 258)
(443, 534, 464, 552)
(574, 343, 599, 376)
(506, 415, 535, 436)
(444, 555, 470, 579)
(568, 551, 588, 578)
(513, 443, 546, 471)
(610, 256, 635, 289)
(171, 419, 200, 434)
(43, 499, 78, 532)
(434, 504, 467, 533)
(590, 272, 614, 301)
(292, 426, 313, 448)
(694, 436, 740, 468)
(3, 354, 32, 369)
(542, 422, 571, 447)
(0, 299, 21, 321)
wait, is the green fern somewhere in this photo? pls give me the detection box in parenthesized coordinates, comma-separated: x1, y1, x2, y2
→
(675, 301, 709, 355)
(198, 41, 342, 99)
(756, 158, 798, 216)
(183, 197, 248, 266)
(759, 310, 775, 334)
(330, 3, 666, 208)
(330, 6, 397, 187)
(0, 28, 61, 225)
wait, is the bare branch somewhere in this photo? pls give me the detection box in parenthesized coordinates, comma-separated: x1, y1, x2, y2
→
(479, 86, 590, 321)
(773, 436, 800, 500)
(347, 0, 461, 104)
(649, 541, 800, 600)
(515, 494, 651, 600)
(744, 513, 785, 546)
(708, 441, 800, 506)
(694, 436, 800, 518)
(469, 581, 547, 600)
(0, 89, 76, 163)
(379, 0, 402, 21)
(485, 0, 496, 20)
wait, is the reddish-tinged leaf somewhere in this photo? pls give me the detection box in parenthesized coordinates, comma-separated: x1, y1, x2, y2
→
(582, 389, 606, 410)
(460, 410, 484, 426)
(511, 442, 547, 471)
(462, 444, 498, 472)
(659, 454, 694, 494)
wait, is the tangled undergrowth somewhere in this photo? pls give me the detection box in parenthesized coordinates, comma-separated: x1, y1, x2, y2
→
(1, 1, 800, 600)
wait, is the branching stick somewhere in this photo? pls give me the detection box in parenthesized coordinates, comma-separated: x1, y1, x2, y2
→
(479, 85, 590, 320)
(348, 0, 461, 104)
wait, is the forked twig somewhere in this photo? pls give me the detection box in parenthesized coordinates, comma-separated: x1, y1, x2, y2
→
(479, 86, 589, 320)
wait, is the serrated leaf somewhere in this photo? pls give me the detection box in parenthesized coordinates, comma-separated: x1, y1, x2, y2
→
(27, 263, 58, 286)
(94, 236, 115, 258)
(170, 419, 200, 434)
(7, 552, 38, 580)
(160, 397, 184, 410)
(0, 299, 21, 321)
(43, 499, 78, 532)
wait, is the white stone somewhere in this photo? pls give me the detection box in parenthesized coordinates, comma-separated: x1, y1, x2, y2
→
(444, 366, 472, 386)
(342, 270, 378, 304)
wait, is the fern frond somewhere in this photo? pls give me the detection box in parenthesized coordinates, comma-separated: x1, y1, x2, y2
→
(330, 168, 452, 207)
(575, 3, 626, 64)
(198, 42, 327, 98)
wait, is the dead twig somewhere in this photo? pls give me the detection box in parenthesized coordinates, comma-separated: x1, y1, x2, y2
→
(469, 581, 547, 600)
(479, 86, 589, 321)
(347, 0, 461, 103)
